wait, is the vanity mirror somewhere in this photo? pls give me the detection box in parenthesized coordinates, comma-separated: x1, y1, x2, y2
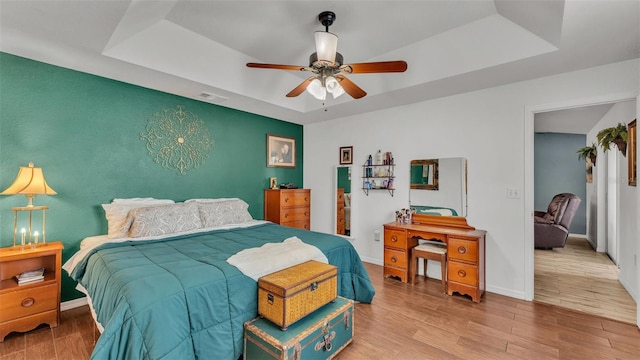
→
(409, 157, 467, 217)
(336, 166, 352, 236)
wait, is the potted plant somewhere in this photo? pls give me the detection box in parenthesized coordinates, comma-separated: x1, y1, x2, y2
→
(577, 144, 598, 166)
(597, 123, 628, 156)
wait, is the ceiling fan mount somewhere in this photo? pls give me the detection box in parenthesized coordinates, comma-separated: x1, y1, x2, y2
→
(246, 11, 407, 100)
(318, 11, 336, 30)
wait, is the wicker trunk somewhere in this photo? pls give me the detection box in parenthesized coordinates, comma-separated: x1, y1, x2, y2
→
(245, 297, 353, 360)
(258, 260, 337, 330)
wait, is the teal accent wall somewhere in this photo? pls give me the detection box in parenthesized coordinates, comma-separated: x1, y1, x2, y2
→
(0, 53, 303, 301)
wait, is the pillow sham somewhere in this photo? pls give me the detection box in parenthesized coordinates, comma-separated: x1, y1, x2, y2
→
(103, 199, 175, 238)
(127, 202, 202, 238)
(196, 198, 253, 228)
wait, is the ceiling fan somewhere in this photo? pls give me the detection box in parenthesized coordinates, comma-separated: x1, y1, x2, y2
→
(246, 11, 407, 100)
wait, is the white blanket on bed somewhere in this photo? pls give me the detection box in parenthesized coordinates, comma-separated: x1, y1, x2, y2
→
(226, 236, 328, 281)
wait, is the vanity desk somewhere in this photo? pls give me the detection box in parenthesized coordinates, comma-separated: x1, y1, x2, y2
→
(383, 214, 486, 302)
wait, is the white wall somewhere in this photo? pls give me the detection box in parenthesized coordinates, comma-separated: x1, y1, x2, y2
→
(304, 59, 639, 300)
(586, 100, 637, 301)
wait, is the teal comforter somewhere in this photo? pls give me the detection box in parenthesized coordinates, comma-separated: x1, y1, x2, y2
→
(68, 223, 375, 360)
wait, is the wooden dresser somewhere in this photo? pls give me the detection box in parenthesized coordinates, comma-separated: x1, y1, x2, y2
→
(0, 242, 64, 342)
(264, 189, 311, 230)
(336, 188, 345, 235)
(383, 215, 486, 302)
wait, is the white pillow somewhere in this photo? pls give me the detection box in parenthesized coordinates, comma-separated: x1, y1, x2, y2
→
(103, 199, 174, 238)
(127, 202, 202, 238)
(196, 198, 253, 227)
(186, 198, 238, 203)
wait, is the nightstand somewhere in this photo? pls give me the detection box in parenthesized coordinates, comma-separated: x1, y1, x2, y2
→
(0, 242, 63, 342)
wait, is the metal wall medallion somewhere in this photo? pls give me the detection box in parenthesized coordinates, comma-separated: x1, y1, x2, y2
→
(140, 105, 213, 175)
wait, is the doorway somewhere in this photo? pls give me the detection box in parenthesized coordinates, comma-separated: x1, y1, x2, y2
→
(526, 96, 638, 325)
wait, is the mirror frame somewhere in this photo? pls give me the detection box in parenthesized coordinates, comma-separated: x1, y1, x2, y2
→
(409, 157, 468, 217)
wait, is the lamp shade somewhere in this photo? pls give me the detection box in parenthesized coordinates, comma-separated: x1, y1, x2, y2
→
(306, 78, 327, 100)
(325, 76, 345, 99)
(1, 162, 56, 207)
(314, 31, 338, 64)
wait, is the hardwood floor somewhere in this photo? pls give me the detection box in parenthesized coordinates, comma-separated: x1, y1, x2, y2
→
(535, 236, 637, 324)
(2, 261, 639, 359)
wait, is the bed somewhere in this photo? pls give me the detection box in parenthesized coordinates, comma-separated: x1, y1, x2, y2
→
(63, 198, 375, 360)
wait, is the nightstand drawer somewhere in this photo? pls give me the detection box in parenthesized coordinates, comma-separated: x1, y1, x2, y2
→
(0, 283, 58, 323)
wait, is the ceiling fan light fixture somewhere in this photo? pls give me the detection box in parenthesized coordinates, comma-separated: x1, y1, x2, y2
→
(307, 78, 326, 100)
(314, 31, 338, 64)
(325, 76, 345, 99)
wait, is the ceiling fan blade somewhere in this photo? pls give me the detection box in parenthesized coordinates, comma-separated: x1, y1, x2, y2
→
(246, 63, 309, 72)
(335, 75, 367, 99)
(286, 77, 316, 97)
(340, 61, 408, 74)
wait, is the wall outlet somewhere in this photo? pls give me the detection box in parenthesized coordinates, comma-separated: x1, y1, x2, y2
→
(373, 230, 381, 241)
(507, 187, 520, 199)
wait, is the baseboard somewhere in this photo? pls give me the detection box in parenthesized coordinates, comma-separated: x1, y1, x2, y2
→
(60, 296, 88, 311)
(361, 257, 382, 266)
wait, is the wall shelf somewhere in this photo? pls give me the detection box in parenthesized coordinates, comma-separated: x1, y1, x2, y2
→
(362, 164, 395, 197)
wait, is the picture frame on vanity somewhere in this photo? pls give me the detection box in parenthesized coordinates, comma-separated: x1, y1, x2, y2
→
(340, 146, 353, 165)
(267, 134, 295, 168)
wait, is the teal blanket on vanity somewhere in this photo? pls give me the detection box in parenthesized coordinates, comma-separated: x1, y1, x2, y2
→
(68, 223, 375, 360)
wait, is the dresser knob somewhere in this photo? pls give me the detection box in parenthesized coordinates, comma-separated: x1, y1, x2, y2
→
(391, 236, 398, 242)
(458, 270, 467, 278)
(391, 256, 397, 263)
(21, 297, 35, 307)
(457, 246, 467, 254)
(284, 198, 289, 203)
(284, 214, 289, 218)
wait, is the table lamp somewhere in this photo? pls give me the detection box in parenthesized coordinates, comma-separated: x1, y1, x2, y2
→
(1, 162, 56, 246)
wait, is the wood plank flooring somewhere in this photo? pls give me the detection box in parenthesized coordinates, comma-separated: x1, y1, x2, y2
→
(1, 261, 639, 359)
(535, 236, 637, 324)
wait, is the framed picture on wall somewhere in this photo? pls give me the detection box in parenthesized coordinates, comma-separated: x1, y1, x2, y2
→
(340, 146, 353, 165)
(267, 134, 295, 168)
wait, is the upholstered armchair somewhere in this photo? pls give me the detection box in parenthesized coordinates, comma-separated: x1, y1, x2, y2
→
(534, 193, 581, 249)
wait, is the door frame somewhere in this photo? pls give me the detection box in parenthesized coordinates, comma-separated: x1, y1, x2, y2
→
(523, 92, 637, 306)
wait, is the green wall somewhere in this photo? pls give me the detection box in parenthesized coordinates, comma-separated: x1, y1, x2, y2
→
(0, 53, 303, 301)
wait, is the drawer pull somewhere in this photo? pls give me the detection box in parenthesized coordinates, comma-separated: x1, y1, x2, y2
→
(391, 256, 397, 263)
(21, 297, 35, 307)
(304, 197, 308, 202)
(284, 214, 289, 218)
(458, 270, 467, 278)
(391, 236, 398, 242)
(457, 246, 467, 254)
(284, 198, 289, 203)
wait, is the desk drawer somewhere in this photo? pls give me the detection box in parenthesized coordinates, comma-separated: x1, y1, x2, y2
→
(384, 248, 407, 269)
(407, 230, 446, 243)
(384, 229, 407, 249)
(448, 262, 478, 286)
(0, 284, 58, 322)
(448, 238, 478, 263)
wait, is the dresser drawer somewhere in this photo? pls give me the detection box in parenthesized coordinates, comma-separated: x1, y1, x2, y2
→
(280, 191, 310, 207)
(384, 229, 407, 249)
(407, 230, 446, 243)
(448, 262, 478, 286)
(282, 220, 310, 230)
(280, 207, 310, 222)
(383, 248, 407, 269)
(448, 238, 478, 263)
(0, 284, 58, 323)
